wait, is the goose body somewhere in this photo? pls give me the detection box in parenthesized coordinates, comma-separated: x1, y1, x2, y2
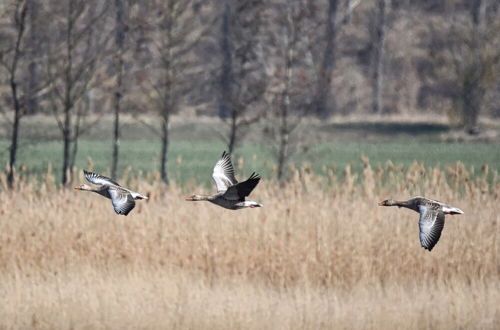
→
(186, 151, 263, 210)
(378, 196, 463, 251)
(75, 170, 148, 216)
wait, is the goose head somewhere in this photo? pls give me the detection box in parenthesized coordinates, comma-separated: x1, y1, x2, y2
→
(378, 199, 397, 206)
(185, 194, 206, 201)
(74, 184, 92, 191)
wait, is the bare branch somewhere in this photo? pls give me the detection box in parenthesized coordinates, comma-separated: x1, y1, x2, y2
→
(237, 115, 261, 128)
(139, 78, 164, 110)
(131, 113, 162, 137)
(50, 99, 65, 133)
(0, 57, 14, 75)
(76, 108, 106, 138)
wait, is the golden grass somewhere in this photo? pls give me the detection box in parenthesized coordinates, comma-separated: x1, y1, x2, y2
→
(0, 162, 498, 329)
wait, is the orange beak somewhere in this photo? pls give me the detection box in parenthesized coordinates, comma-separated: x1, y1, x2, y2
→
(74, 186, 81, 190)
(378, 201, 384, 206)
(185, 197, 193, 201)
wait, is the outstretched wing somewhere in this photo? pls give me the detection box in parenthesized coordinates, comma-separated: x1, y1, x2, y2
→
(84, 170, 120, 186)
(212, 151, 238, 192)
(418, 205, 445, 251)
(223, 172, 260, 201)
(108, 186, 136, 216)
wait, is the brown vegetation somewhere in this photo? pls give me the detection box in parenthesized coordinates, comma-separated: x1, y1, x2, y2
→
(0, 162, 498, 329)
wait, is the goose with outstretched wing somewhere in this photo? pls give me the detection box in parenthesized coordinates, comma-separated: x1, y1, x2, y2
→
(75, 170, 148, 216)
(378, 196, 463, 251)
(186, 151, 263, 210)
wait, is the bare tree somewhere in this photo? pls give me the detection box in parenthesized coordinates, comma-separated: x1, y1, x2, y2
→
(218, 0, 267, 153)
(312, 0, 339, 118)
(459, 0, 498, 133)
(219, 1, 232, 144)
(111, 0, 128, 178)
(0, 1, 28, 189)
(136, 0, 210, 184)
(426, 0, 500, 134)
(274, 4, 296, 181)
(370, 0, 390, 114)
(25, 0, 40, 115)
(264, 0, 315, 181)
(42, 0, 110, 185)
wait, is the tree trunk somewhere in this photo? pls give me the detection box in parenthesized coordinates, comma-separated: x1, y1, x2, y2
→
(463, 67, 483, 134)
(26, 0, 38, 115)
(228, 110, 237, 153)
(61, 0, 73, 186)
(68, 112, 81, 172)
(470, 0, 486, 26)
(158, 1, 174, 185)
(62, 133, 71, 186)
(62, 99, 72, 186)
(112, 0, 125, 178)
(220, 1, 240, 153)
(7, 3, 27, 189)
(371, 0, 388, 114)
(277, 93, 289, 181)
(277, 6, 294, 181)
(7, 86, 21, 189)
(313, 0, 338, 118)
(463, 0, 486, 134)
(160, 115, 169, 184)
(219, 1, 232, 120)
(112, 88, 121, 177)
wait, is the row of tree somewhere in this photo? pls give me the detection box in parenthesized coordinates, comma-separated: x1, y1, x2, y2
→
(1, 0, 499, 188)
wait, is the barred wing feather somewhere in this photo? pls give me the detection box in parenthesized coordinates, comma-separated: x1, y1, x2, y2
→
(418, 205, 445, 251)
(84, 170, 120, 186)
(212, 151, 238, 192)
(108, 186, 136, 216)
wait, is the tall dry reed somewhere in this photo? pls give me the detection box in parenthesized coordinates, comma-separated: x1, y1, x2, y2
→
(0, 161, 498, 329)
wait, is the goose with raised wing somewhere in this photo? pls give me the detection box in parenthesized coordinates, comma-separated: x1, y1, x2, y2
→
(378, 196, 463, 251)
(185, 151, 263, 210)
(75, 170, 148, 216)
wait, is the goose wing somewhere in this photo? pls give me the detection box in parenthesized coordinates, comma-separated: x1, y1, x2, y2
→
(108, 186, 136, 216)
(212, 151, 238, 192)
(84, 170, 120, 186)
(417, 196, 464, 215)
(223, 172, 260, 201)
(418, 205, 445, 251)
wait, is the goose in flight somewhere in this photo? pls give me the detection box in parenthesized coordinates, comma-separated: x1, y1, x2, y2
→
(185, 151, 263, 210)
(75, 170, 148, 216)
(378, 196, 463, 251)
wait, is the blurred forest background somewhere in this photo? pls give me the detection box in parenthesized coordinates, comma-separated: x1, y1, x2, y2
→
(1, 0, 500, 187)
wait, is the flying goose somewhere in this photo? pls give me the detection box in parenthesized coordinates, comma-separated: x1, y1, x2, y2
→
(75, 170, 148, 216)
(185, 151, 263, 210)
(378, 196, 464, 251)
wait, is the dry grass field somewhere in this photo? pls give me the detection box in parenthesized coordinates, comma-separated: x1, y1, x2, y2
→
(0, 161, 498, 329)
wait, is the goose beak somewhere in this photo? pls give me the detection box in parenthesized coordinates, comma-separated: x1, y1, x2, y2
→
(447, 208, 464, 215)
(249, 203, 263, 208)
(74, 186, 81, 190)
(378, 201, 384, 206)
(185, 196, 193, 201)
